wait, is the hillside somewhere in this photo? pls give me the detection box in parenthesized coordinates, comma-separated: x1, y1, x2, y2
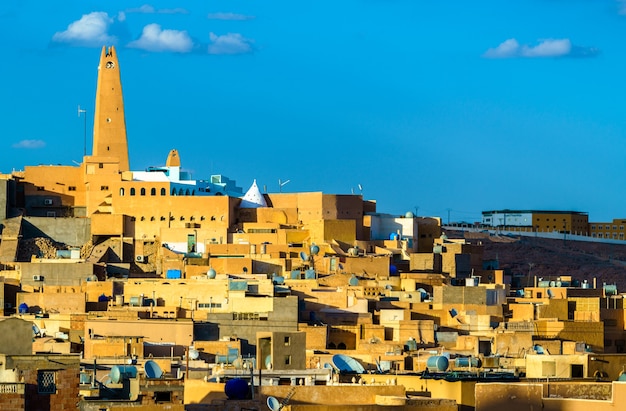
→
(446, 230, 626, 291)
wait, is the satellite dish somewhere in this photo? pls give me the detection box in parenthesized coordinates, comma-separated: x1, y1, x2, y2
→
(332, 354, 366, 374)
(267, 396, 282, 411)
(144, 360, 164, 379)
(310, 244, 320, 255)
(299, 251, 309, 262)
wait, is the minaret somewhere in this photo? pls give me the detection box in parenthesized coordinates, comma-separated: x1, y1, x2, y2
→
(92, 46, 130, 171)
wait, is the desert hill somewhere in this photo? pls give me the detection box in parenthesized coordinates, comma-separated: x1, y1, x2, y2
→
(446, 230, 626, 292)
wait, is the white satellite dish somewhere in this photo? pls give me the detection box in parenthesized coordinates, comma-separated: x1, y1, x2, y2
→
(267, 396, 282, 411)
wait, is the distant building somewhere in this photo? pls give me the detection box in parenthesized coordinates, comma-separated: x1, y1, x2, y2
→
(588, 218, 626, 240)
(481, 210, 589, 235)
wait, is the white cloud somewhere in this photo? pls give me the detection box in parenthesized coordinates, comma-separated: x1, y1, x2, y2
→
(52, 12, 116, 46)
(207, 12, 255, 21)
(483, 38, 596, 58)
(521, 39, 571, 57)
(483, 38, 520, 58)
(127, 24, 193, 53)
(126, 5, 188, 14)
(207, 32, 253, 55)
(13, 139, 46, 149)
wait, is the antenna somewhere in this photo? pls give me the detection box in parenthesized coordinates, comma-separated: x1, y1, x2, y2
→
(278, 179, 290, 193)
(78, 105, 87, 157)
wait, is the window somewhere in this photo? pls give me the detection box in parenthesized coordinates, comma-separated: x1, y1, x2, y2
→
(161, 188, 166, 196)
(284, 355, 291, 366)
(68, 186, 76, 191)
(614, 225, 618, 230)
(151, 188, 156, 196)
(101, 185, 109, 191)
(120, 188, 125, 196)
(542, 361, 556, 377)
(37, 186, 44, 191)
(99, 163, 103, 168)
(38, 370, 56, 394)
(591, 225, 596, 230)
(140, 188, 146, 196)
(130, 188, 136, 196)
(198, 302, 222, 309)
(284, 336, 291, 346)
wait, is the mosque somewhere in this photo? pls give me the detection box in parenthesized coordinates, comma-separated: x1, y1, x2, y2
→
(8, 46, 422, 277)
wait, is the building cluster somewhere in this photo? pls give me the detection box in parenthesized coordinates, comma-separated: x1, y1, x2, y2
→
(482, 210, 626, 241)
(0, 46, 625, 411)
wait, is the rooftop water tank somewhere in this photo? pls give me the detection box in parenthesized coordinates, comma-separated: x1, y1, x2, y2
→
(208, 268, 217, 279)
(18, 303, 28, 314)
(110, 365, 137, 384)
(426, 356, 449, 372)
(225, 378, 249, 400)
(166, 269, 182, 279)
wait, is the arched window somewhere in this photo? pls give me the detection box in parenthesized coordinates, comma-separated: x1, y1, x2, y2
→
(185, 189, 190, 196)
(140, 188, 146, 196)
(120, 188, 125, 196)
(150, 188, 156, 196)
(171, 188, 176, 196)
(192, 190, 195, 196)
(338, 342, 346, 350)
(178, 188, 184, 196)
(130, 188, 136, 196)
(161, 188, 166, 196)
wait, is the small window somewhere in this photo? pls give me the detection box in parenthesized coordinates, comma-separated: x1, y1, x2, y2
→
(37, 186, 44, 191)
(38, 370, 56, 394)
(285, 355, 291, 366)
(140, 188, 146, 196)
(151, 188, 156, 196)
(68, 186, 76, 191)
(120, 188, 125, 196)
(101, 185, 109, 191)
(284, 336, 291, 346)
(99, 163, 104, 168)
(161, 188, 166, 196)
(130, 188, 136, 196)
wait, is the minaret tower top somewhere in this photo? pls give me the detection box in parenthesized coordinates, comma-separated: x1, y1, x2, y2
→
(92, 46, 130, 171)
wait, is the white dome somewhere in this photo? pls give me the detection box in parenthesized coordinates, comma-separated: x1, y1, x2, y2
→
(240, 179, 267, 208)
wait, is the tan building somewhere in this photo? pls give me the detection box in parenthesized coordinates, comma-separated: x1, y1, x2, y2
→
(589, 218, 626, 240)
(482, 210, 589, 234)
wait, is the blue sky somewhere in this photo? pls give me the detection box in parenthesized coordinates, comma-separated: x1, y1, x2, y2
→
(2, 1, 626, 223)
